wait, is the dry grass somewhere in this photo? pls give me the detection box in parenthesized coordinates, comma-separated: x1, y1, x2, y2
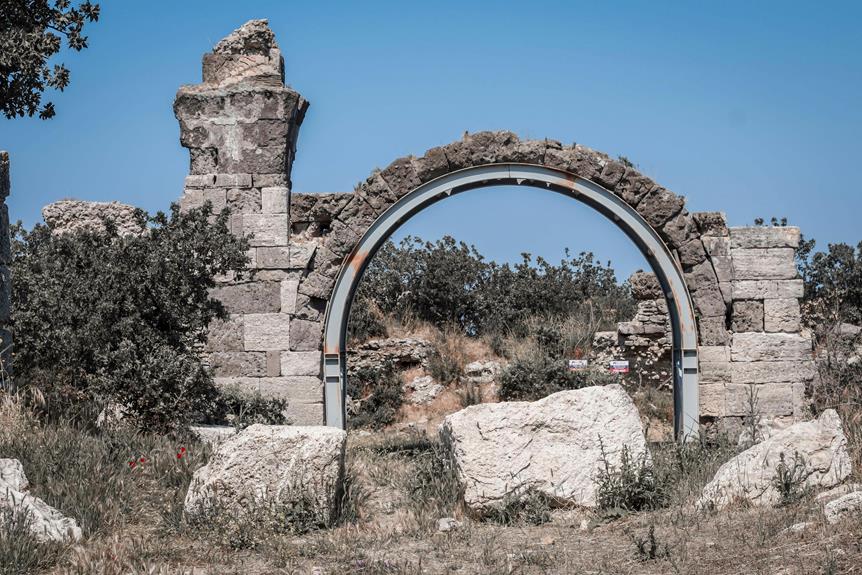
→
(1, 412, 859, 575)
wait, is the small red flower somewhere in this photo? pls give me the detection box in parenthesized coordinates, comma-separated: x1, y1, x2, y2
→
(180, 447, 186, 453)
(128, 460, 136, 468)
(139, 456, 146, 464)
(176, 453, 183, 459)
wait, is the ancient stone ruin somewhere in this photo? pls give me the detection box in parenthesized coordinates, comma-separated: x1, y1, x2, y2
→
(23, 20, 816, 438)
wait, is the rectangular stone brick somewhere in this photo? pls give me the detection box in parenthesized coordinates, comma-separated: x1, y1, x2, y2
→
(730, 227, 801, 249)
(244, 313, 291, 351)
(227, 188, 261, 212)
(209, 351, 266, 377)
(257, 376, 323, 402)
(253, 173, 289, 187)
(699, 346, 730, 363)
(724, 383, 794, 417)
(731, 248, 797, 280)
(792, 381, 808, 418)
(179, 188, 227, 213)
(280, 351, 320, 376)
(290, 242, 316, 269)
(242, 214, 288, 247)
(281, 279, 298, 314)
(763, 298, 801, 333)
(210, 281, 281, 314)
(731, 300, 764, 332)
(285, 401, 324, 425)
(698, 316, 729, 346)
(699, 384, 725, 418)
(262, 187, 289, 213)
(289, 318, 322, 351)
(731, 332, 812, 362)
(730, 360, 816, 385)
(699, 361, 731, 384)
(266, 351, 281, 377)
(205, 316, 244, 352)
(732, 279, 804, 300)
(184, 174, 216, 188)
(214, 173, 252, 187)
(702, 235, 730, 257)
(256, 246, 290, 269)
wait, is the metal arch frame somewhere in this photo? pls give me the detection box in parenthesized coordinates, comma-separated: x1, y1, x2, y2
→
(321, 164, 700, 440)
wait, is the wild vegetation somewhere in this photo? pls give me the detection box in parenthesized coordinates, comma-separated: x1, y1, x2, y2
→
(2, 220, 862, 573)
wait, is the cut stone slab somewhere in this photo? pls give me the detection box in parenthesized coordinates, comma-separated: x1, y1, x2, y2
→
(698, 410, 851, 509)
(0, 459, 82, 543)
(731, 332, 812, 362)
(184, 424, 346, 524)
(440, 384, 647, 512)
(824, 491, 862, 524)
(406, 375, 444, 405)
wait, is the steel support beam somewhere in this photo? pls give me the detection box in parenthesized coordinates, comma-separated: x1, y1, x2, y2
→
(322, 164, 699, 440)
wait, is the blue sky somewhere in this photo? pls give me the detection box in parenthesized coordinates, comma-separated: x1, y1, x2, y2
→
(3, 0, 861, 279)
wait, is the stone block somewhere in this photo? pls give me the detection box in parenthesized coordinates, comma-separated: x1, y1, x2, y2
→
(209, 351, 266, 377)
(711, 255, 734, 283)
(699, 346, 730, 363)
(699, 361, 731, 384)
(242, 214, 288, 246)
(792, 381, 809, 418)
(730, 227, 801, 249)
(257, 376, 323, 402)
(730, 248, 797, 280)
(731, 300, 764, 332)
(227, 188, 261, 212)
(693, 286, 726, 317)
(698, 316, 729, 345)
(702, 235, 731, 257)
(732, 279, 804, 300)
(285, 400, 325, 425)
(700, 384, 725, 418)
(637, 188, 685, 229)
(289, 318, 322, 351)
(281, 279, 298, 314)
(730, 360, 816, 385)
(289, 242, 316, 269)
(256, 246, 290, 269)
(205, 316, 244, 352)
(685, 260, 719, 292)
(214, 173, 253, 188)
(764, 298, 801, 333)
(724, 383, 794, 417)
(179, 188, 227, 213)
(731, 332, 812, 362)
(210, 281, 281, 314)
(184, 174, 216, 188)
(280, 351, 321, 376)
(692, 212, 729, 236)
(244, 313, 291, 351)
(262, 186, 289, 213)
(629, 271, 663, 300)
(266, 351, 281, 377)
(253, 173, 288, 187)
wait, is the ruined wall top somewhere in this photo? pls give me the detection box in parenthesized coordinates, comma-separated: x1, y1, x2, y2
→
(41, 200, 145, 236)
(201, 19, 285, 89)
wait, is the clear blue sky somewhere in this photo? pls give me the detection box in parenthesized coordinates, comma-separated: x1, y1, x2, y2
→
(3, 1, 861, 279)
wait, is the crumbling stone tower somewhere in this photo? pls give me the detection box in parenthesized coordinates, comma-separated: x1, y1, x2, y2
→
(174, 20, 320, 423)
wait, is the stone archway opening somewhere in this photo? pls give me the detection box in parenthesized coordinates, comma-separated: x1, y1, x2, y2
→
(322, 164, 700, 440)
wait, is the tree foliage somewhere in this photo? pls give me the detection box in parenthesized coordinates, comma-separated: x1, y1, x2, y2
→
(350, 235, 634, 340)
(11, 203, 250, 429)
(798, 239, 862, 325)
(1, 0, 100, 119)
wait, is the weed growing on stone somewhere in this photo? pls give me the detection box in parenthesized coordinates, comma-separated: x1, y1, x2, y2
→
(483, 489, 552, 526)
(596, 443, 667, 515)
(771, 451, 813, 506)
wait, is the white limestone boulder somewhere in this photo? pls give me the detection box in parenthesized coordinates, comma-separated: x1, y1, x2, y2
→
(824, 491, 862, 524)
(440, 384, 648, 512)
(0, 459, 82, 542)
(184, 424, 347, 523)
(698, 410, 850, 510)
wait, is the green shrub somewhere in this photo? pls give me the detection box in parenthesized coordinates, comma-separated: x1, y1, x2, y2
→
(484, 489, 552, 526)
(596, 443, 667, 515)
(347, 295, 388, 344)
(204, 386, 288, 430)
(771, 451, 813, 506)
(630, 525, 672, 562)
(11, 203, 249, 430)
(499, 355, 614, 401)
(346, 362, 404, 429)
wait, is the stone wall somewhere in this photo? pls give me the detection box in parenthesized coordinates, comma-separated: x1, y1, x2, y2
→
(0, 152, 11, 376)
(700, 225, 814, 437)
(173, 20, 319, 424)
(42, 200, 145, 236)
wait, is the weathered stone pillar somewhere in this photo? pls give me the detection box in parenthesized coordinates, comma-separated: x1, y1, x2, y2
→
(174, 20, 320, 423)
(0, 152, 11, 378)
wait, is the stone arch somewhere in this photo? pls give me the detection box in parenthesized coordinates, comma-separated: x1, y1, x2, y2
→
(300, 131, 728, 440)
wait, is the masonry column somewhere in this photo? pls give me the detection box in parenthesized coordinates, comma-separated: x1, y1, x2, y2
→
(173, 20, 321, 424)
(0, 152, 11, 380)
